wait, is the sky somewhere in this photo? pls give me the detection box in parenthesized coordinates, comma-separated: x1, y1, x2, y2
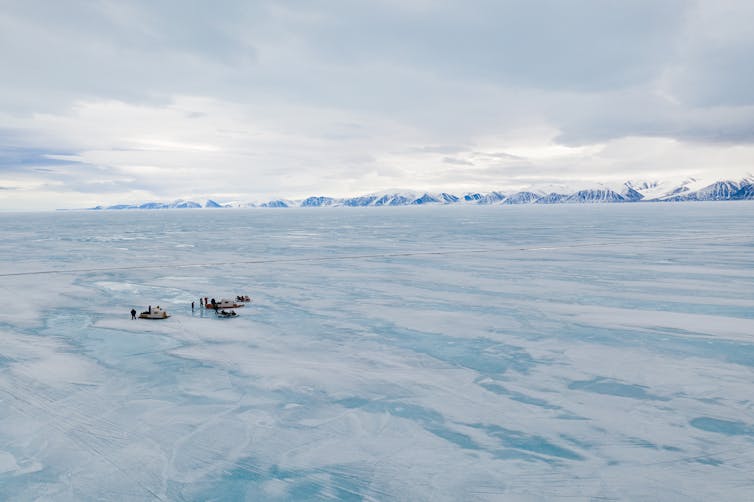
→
(1, 0, 754, 209)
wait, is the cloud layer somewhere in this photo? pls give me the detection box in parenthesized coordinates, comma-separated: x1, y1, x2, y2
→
(1, 0, 753, 209)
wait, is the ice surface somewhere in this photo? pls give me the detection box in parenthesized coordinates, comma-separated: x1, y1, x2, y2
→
(1, 203, 753, 500)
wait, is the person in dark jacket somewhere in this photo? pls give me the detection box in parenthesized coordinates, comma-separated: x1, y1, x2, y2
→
(131, 308, 137, 319)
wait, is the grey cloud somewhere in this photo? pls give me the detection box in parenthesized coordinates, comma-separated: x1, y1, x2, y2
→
(0, 147, 81, 171)
(544, 1, 754, 145)
(0, 1, 687, 109)
(412, 145, 469, 154)
(287, 0, 687, 91)
(2, 0, 754, 208)
(668, 45, 754, 108)
(319, 122, 373, 141)
(0, 1, 261, 114)
(661, 2, 754, 108)
(442, 157, 474, 166)
(471, 151, 526, 161)
(549, 87, 754, 146)
(0, 0, 738, 146)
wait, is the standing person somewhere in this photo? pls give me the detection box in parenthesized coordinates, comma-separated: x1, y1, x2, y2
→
(130, 308, 137, 319)
(191, 301, 195, 311)
(148, 305, 151, 314)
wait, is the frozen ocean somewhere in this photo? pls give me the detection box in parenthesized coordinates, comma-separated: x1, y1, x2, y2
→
(0, 203, 753, 501)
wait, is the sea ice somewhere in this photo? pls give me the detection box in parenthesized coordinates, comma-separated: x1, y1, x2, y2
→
(0, 203, 753, 500)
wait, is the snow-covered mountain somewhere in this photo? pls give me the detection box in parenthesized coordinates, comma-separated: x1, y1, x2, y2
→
(563, 188, 627, 203)
(626, 179, 696, 200)
(664, 181, 738, 201)
(535, 193, 568, 204)
(259, 199, 294, 208)
(94, 199, 203, 210)
(88, 175, 754, 209)
(301, 196, 337, 207)
(340, 191, 459, 207)
(734, 182, 754, 199)
(501, 191, 541, 204)
(626, 176, 754, 202)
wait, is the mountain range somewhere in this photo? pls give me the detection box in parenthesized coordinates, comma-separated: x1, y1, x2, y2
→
(89, 176, 754, 209)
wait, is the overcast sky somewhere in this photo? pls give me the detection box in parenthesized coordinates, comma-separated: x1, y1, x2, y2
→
(1, 0, 754, 209)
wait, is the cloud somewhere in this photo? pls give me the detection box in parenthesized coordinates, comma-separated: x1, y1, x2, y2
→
(1, 1, 754, 208)
(0, 147, 81, 170)
(0, 1, 692, 114)
(662, 0, 754, 108)
(290, 0, 686, 91)
(442, 157, 474, 166)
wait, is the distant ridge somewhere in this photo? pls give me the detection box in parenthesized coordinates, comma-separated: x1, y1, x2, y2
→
(88, 176, 754, 210)
(92, 199, 203, 210)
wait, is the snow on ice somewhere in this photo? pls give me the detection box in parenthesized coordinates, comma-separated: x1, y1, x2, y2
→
(0, 203, 753, 500)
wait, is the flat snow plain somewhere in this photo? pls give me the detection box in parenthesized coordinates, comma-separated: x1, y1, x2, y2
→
(0, 203, 753, 500)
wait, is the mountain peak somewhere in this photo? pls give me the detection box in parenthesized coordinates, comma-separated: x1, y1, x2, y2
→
(87, 175, 754, 210)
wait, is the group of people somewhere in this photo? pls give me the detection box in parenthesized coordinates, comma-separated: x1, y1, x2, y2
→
(202, 298, 238, 317)
(189, 298, 214, 310)
(130, 297, 247, 319)
(130, 305, 152, 319)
